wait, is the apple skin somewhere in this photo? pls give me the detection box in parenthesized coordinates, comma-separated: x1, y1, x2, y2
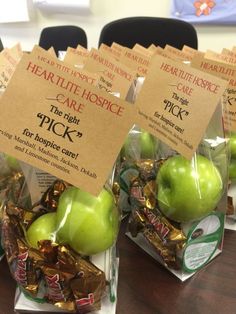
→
(156, 154, 223, 223)
(56, 187, 119, 256)
(26, 212, 57, 249)
(4, 154, 21, 171)
(229, 159, 236, 180)
(229, 134, 236, 159)
(120, 128, 158, 160)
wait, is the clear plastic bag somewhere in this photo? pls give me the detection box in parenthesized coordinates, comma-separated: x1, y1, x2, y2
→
(124, 103, 228, 279)
(118, 75, 229, 279)
(1, 156, 120, 313)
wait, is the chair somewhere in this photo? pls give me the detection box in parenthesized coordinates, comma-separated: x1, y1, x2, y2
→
(39, 25, 87, 56)
(98, 17, 198, 49)
(0, 38, 3, 52)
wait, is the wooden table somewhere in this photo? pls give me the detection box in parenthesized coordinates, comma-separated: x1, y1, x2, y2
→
(1, 219, 236, 314)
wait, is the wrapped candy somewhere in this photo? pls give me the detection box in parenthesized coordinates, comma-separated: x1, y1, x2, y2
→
(1, 171, 119, 313)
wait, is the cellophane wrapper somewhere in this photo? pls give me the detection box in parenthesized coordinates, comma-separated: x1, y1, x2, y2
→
(117, 77, 229, 280)
(1, 155, 120, 313)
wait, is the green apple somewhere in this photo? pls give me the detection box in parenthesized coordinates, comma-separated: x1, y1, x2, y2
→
(26, 212, 57, 249)
(229, 133, 236, 159)
(120, 128, 158, 160)
(156, 154, 223, 223)
(6, 155, 19, 170)
(4, 154, 21, 171)
(229, 159, 236, 180)
(56, 187, 119, 256)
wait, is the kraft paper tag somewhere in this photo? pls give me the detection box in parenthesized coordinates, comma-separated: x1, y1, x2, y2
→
(221, 48, 236, 59)
(136, 55, 228, 159)
(47, 47, 57, 57)
(84, 48, 136, 99)
(132, 44, 153, 57)
(205, 50, 236, 65)
(111, 42, 124, 53)
(155, 47, 175, 60)
(63, 46, 89, 68)
(164, 45, 192, 61)
(99, 43, 121, 60)
(182, 45, 204, 58)
(119, 47, 151, 77)
(34, 45, 98, 86)
(191, 55, 236, 132)
(148, 44, 157, 52)
(0, 44, 23, 92)
(0, 47, 135, 196)
(9, 43, 23, 60)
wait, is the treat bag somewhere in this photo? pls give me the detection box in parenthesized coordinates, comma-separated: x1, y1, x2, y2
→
(1, 159, 119, 313)
(125, 54, 229, 280)
(0, 45, 136, 313)
(191, 53, 236, 229)
(116, 76, 159, 214)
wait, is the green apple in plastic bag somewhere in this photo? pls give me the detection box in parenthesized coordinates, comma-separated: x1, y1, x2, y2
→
(120, 128, 158, 160)
(229, 133, 236, 180)
(56, 187, 119, 256)
(26, 212, 57, 248)
(156, 154, 223, 223)
(229, 133, 236, 158)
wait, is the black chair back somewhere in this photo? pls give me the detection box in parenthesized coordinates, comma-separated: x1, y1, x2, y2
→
(0, 38, 3, 52)
(98, 17, 198, 49)
(39, 25, 87, 56)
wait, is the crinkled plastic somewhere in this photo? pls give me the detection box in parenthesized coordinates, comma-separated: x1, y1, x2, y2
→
(117, 76, 229, 279)
(0, 155, 120, 313)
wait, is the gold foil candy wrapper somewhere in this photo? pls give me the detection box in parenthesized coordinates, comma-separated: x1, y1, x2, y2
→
(1, 207, 22, 263)
(129, 160, 157, 210)
(12, 239, 44, 296)
(112, 181, 120, 205)
(70, 257, 106, 314)
(5, 200, 37, 229)
(41, 180, 69, 212)
(129, 206, 187, 269)
(42, 264, 75, 311)
(128, 208, 146, 237)
(58, 245, 106, 313)
(2, 177, 108, 313)
(38, 240, 59, 265)
(2, 204, 41, 296)
(143, 208, 186, 243)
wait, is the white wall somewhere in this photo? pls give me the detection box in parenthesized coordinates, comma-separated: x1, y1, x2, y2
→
(0, 0, 236, 52)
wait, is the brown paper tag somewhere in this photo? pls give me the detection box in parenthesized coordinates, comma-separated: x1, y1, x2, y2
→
(111, 42, 125, 53)
(0, 44, 23, 92)
(63, 46, 89, 68)
(148, 44, 157, 52)
(154, 47, 175, 60)
(0, 47, 135, 196)
(34, 45, 98, 86)
(76, 44, 88, 52)
(9, 43, 23, 60)
(47, 47, 57, 57)
(164, 45, 192, 61)
(205, 50, 236, 65)
(191, 55, 236, 131)
(221, 48, 236, 58)
(136, 55, 228, 159)
(132, 44, 153, 57)
(182, 45, 204, 58)
(119, 47, 151, 77)
(99, 43, 121, 60)
(83, 48, 136, 99)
